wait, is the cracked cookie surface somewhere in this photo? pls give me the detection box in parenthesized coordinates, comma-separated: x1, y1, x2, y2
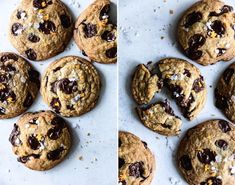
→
(177, 119, 235, 185)
(9, 111, 71, 171)
(0, 52, 40, 119)
(158, 58, 207, 120)
(74, 0, 117, 64)
(119, 131, 155, 185)
(9, 0, 73, 61)
(132, 64, 162, 105)
(41, 56, 101, 117)
(215, 62, 235, 123)
(136, 100, 182, 136)
(178, 0, 235, 66)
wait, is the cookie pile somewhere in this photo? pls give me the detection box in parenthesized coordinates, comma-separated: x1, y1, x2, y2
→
(1, 0, 117, 171)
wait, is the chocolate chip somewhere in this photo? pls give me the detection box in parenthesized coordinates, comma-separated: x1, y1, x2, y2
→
(16, 10, 27, 19)
(4, 64, 16, 72)
(0, 107, 5, 115)
(215, 88, 229, 110)
(0, 53, 18, 62)
(11, 23, 23, 36)
(101, 31, 116, 42)
(50, 98, 61, 113)
(200, 177, 222, 185)
(28, 135, 40, 150)
(25, 49, 37, 60)
(23, 93, 34, 107)
(83, 23, 97, 38)
(100, 4, 110, 20)
(209, 5, 233, 16)
(129, 162, 145, 178)
(39, 20, 56, 34)
(192, 76, 204, 93)
(66, 104, 74, 110)
(119, 138, 122, 147)
(160, 99, 175, 116)
(53, 66, 62, 72)
(51, 116, 66, 128)
(0, 88, 16, 103)
(0, 74, 9, 83)
(33, 0, 52, 9)
(47, 126, 63, 140)
(28, 33, 40, 43)
(17, 154, 40, 163)
(179, 155, 193, 171)
(185, 48, 203, 60)
(216, 48, 226, 57)
(119, 158, 125, 169)
(197, 148, 216, 164)
(218, 120, 231, 133)
(170, 85, 184, 103)
(28, 69, 40, 88)
(60, 14, 71, 28)
(9, 124, 21, 146)
(58, 78, 78, 94)
(223, 68, 234, 84)
(215, 139, 228, 150)
(184, 11, 202, 28)
(183, 69, 191, 77)
(211, 20, 225, 36)
(106, 47, 117, 58)
(188, 34, 206, 49)
(47, 147, 64, 161)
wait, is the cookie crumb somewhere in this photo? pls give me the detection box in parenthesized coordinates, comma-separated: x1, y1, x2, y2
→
(78, 156, 83, 161)
(169, 10, 174, 14)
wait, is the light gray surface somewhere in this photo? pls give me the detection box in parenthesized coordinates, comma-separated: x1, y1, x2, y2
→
(0, 1, 117, 185)
(118, 0, 235, 184)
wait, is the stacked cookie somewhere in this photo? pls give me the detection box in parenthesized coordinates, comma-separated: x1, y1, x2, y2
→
(2, 0, 117, 171)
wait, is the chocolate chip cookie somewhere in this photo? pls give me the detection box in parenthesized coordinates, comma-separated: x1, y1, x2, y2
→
(0, 52, 40, 119)
(9, 0, 73, 61)
(132, 64, 162, 105)
(215, 62, 235, 123)
(119, 131, 156, 185)
(178, 0, 235, 66)
(158, 58, 207, 120)
(41, 56, 101, 117)
(74, 0, 117, 64)
(9, 111, 71, 171)
(177, 119, 235, 185)
(136, 100, 182, 136)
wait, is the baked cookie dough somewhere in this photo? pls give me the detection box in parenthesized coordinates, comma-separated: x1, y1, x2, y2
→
(0, 52, 40, 119)
(74, 0, 117, 64)
(177, 119, 235, 185)
(9, 111, 71, 171)
(9, 0, 73, 61)
(136, 100, 182, 136)
(215, 62, 235, 123)
(132, 64, 163, 105)
(178, 0, 235, 66)
(158, 58, 207, 120)
(119, 131, 155, 185)
(41, 56, 101, 117)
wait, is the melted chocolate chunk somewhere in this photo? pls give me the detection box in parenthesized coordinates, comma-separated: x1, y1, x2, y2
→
(209, 5, 233, 16)
(47, 116, 65, 140)
(215, 139, 228, 150)
(47, 147, 64, 161)
(9, 124, 21, 146)
(119, 181, 126, 185)
(192, 76, 204, 93)
(185, 48, 203, 60)
(0, 88, 16, 103)
(218, 120, 231, 133)
(0, 74, 10, 83)
(100, 4, 110, 20)
(50, 98, 61, 113)
(28, 135, 40, 150)
(51, 116, 66, 128)
(197, 148, 216, 164)
(141, 141, 148, 149)
(211, 20, 225, 36)
(28, 69, 40, 88)
(51, 81, 59, 94)
(33, 0, 52, 9)
(169, 85, 184, 104)
(39, 20, 56, 34)
(106, 47, 117, 58)
(183, 69, 191, 77)
(23, 93, 34, 107)
(184, 11, 202, 28)
(53, 66, 62, 72)
(11, 23, 23, 36)
(17, 154, 40, 163)
(58, 78, 78, 94)
(215, 88, 229, 109)
(29, 118, 38, 124)
(160, 100, 175, 116)
(223, 68, 234, 84)
(119, 158, 125, 169)
(66, 104, 74, 110)
(28, 33, 40, 43)
(83, 23, 97, 38)
(0, 53, 18, 62)
(129, 162, 145, 178)
(180, 155, 193, 171)
(216, 48, 226, 57)
(4, 64, 16, 72)
(0, 107, 5, 115)
(16, 10, 27, 19)
(200, 177, 222, 185)
(60, 14, 71, 28)
(118, 138, 122, 147)
(82, 50, 87, 56)
(101, 31, 116, 42)
(188, 34, 206, 49)
(25, 49, 37, 60)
